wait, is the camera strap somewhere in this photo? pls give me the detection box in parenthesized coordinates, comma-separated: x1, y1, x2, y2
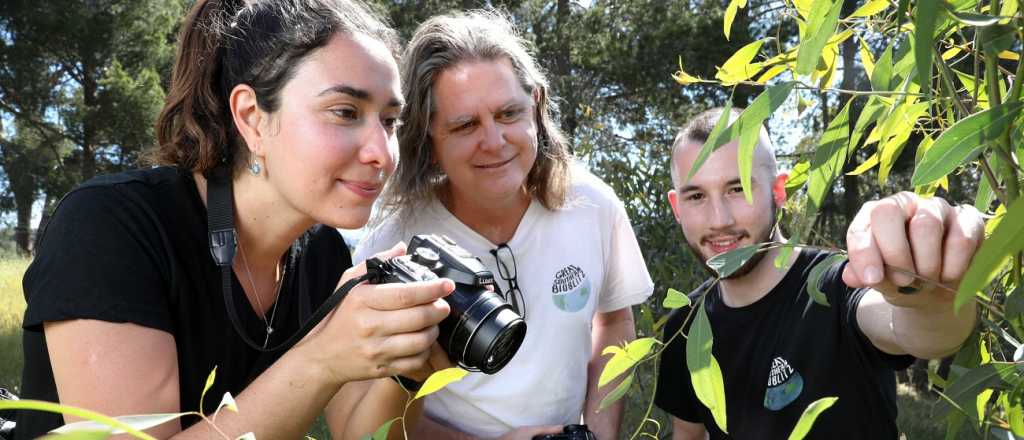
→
(205, 165, 371, 352)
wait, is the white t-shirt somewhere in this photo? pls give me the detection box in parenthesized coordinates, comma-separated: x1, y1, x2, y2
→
(353, 168, 654, 438)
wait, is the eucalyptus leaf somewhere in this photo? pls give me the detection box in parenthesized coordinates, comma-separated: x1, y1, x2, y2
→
(806, 254, 846, 307)
(786, 397, 839, 440)
(946, 8, 1001, 27)
(368, 417, 400, 440)
(913, 0, 942, 96)
(871, 43, 894, 92)
(663, 288, 692, 309)
(956, 198, 1024, 312)
(687, 101, 734, 183)
(979, 24, 1016, 54)
(849, 0, 889, 17)
(414, 367, 469, 400)
(597, 372, 634, 412)
(52, 413, 188, 436)
(707, 243, 770, 278)
(39, 432, 111, 440)
(942, 363, 1021, 422)
(0, 400, 157, 440)
(715, 39, 768, 85)
(796, 0, 843, 76)
(737, 82, 797, 202)
(807, 100, 852, 210)
(687, 301, 727, 433)
(912, 101, 1024, 186)
(723, 0, 747, 40)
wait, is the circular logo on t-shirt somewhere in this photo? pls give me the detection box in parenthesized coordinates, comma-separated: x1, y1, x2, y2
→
(551, 265, 590, 312)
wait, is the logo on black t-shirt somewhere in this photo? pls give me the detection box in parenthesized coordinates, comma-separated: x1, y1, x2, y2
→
(764, 356, 804, 411)
(551, 265, 590, 312)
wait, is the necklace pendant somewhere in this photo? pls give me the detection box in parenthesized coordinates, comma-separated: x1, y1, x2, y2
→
(263, 328, 273, 348)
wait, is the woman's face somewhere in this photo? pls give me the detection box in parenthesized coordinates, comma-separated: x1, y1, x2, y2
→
(257, 32, 402, 229)
(427, 58, 539, 209)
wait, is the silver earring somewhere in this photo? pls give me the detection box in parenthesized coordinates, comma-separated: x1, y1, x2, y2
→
(250, 159, 261, 175)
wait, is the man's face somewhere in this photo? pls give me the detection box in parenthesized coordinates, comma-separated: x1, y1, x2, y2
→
(667, 139, 779, 279)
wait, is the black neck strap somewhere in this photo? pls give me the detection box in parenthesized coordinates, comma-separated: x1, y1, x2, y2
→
(205, 165, 369, 352)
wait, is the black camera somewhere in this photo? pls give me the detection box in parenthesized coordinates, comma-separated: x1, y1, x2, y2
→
(532, 424, 597, 440)
(367, 234, 527, 374)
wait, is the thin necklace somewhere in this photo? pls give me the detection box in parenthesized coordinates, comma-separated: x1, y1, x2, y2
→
(237, 240, 285, 348)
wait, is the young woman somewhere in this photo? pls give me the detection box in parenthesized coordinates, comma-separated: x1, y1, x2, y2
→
(16, 1, 450, 438)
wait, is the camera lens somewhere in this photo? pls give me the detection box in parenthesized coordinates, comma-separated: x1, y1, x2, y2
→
(439, 287, 526, 374)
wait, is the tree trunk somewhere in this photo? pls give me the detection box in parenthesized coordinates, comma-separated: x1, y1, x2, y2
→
(552, 0, 578, 146)
(81, 60, 98, 180)
(34, 191, 55, 253)
(840, 0, 862, 223)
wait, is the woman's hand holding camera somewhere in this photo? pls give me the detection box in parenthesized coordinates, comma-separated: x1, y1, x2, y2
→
(294, 243, 454, 388)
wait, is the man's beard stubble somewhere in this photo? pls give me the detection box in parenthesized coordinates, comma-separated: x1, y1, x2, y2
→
(684, 201, 779, 280)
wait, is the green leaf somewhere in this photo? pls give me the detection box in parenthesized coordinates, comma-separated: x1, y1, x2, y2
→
(687, 101, 734, 182)
(53, 414, 188, 436)
(913, 0, 941, 96)
(787, 397, 839, 440)
(687, 301, 727, 433)
(363, 417, 400, 440)
(849, 96, 887, 151)
(715, 39, 768, 85)
(870, 43, 894, 92)
(414, 368, 470, 400)
(723, 0, 747, 40)
(807, 99, 853, 210)
(39, 431, 112, 440)
(979, 24, 1017, 55)
(598, 372, 634, 412)
(0, 400, 158, 440)
(707, 243, 770, 278)
(956, 199, 1024, 312)
(945, 8, 1001, 27)
(785, 161, 810, 196)
(663, 288, 692, 309)
(736, 82, 797, 202)
(796, 0, 843, 76)
(847, 152, 879, 175)
(806, 254, 846, 307)
(942, 362, 1021, 421)
(598, 338, 658, 387)
(878, 101, 929, 184)
(912, 101, 1024, 186)
(849, 0, 889, 17)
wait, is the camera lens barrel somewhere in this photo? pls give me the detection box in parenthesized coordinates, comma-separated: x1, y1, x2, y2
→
(441, 287, 526, 374)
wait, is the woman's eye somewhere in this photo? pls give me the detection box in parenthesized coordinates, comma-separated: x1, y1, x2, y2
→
(382, 117, 403, 133)
(498, 109, 523, 121)
(331, 107, 358, 120)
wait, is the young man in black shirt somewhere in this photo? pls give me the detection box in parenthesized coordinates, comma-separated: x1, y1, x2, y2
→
(655, 108, 983, 439)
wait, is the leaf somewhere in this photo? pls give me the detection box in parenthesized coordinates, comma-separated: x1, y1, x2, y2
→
(787, 397, 839, 440)
(707, 243, 770, 278)
(414, 368, 469, 400)
(956, 199, 1024, 312)
(53, 414, 188, 436)
(807, 99, 852, 210)
(806, 254, 846, 307)
(755, 65, 788, 84)
(794, 0, 814, 19)
(663, 288, 691, 309)
(364, 417, 400, 440)
(858, 38, 876, 78)
(598, 338, 658, 387)
(847, 152, 879, 175)
(598, 372, 634, 412)
(946, 9, 1001, 27)
(796, 0, 843, 76)
(942, 362, 1021, 421)
(687, 101, 734, 182)
(913, 0, 941, 96)
(39, 431, 112, 440)
(870, 43, 894, 91)
(200, 366, 217, 412)
(849, 0, 889, 17)
(736, 82, 797, 202)
(236, 434, 256, 440)
(912, 101, 1024, 186)
(941, 46, 962, 60)
(715, 39, 767, 85)
(785, 161, 809, 194)
(0, 400, 158, 440)
(687, 301, 727, 433)
(979, 24, 1017, 55)
(723, 0, 747, 40)
(217, 392, 238, 413)
(673, 57, 709, 85)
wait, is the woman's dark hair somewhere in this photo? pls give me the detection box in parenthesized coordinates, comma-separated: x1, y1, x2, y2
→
(152, 0, 399, 173)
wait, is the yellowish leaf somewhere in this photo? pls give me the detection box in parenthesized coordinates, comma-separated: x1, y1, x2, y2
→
(849, 0, 889, 17)
(715, 39, 767, 85)
(673, 57, 709, 85)
(794, 0, 814, 19)
(414, 368, 469, 400)
(847, 153, 880, 175)
(999, 50, 1020, 61)
(942, 47, 962, 60)
(724, 0, 747, 40)
(755, 65, 788, 83)
(859, 39, 876, 78)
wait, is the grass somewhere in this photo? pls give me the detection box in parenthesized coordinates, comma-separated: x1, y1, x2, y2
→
(0, 257, 29, 394)
(897, 383, 946, 440)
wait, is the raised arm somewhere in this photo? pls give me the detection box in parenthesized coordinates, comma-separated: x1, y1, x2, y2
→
(844, 192, 983, 359)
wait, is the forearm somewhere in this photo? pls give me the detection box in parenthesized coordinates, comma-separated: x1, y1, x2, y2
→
(170, 349, 339, 439)
(411, 415, 478, 440)
(337, 379, 425, 440)
(892, 292, 977, 359)
(584, 308, 636, 440)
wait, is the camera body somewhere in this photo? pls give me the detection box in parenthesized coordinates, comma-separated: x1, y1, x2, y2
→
(532, 424, 597, 440)
(367, 234, 527, 374)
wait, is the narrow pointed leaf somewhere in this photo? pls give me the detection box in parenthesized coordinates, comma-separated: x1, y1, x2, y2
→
(858, 39, 876, 78)
(849, 0, 889, 17)
(200, 366, 217, 412)
(723, 0, 747, 40)
(787, 397, 839, 440)
(807, 100, 852, 210)
(598, 338, 649, 387)
(912, 101, 1024, 186)
(737, 82, 797, 202)
(796, 0, 843, 76)
(663, 288, 691, 309)
(946, 9, 1001, 26)
(673, 57, 709, 85)
(39, 432, 111, 440)
(870, 43, 894, 91)
(956, 200, 1024, 312)
(414, 368, 469, 400)
(598, 372, 634, 412)
(707, 243, 770, 278)
(367, 417, 400, 440)
(0, 400, 157, 440)
(716, 39, 767, 85)
(687, 101, 734, 182)
(687, 301, 727, 433)
(847, 153, 879, 175)
(913, 0, 941, 96)
(53, 413, 188, 436)
(942, 362, 1021, 421)
(806, 254, 846, 307)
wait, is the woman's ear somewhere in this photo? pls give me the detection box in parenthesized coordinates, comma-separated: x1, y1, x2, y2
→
(229, 83, 266, 158)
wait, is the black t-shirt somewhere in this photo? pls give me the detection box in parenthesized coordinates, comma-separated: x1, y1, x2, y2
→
(654, 248, 914, 439)
(15, 167, 351, 439)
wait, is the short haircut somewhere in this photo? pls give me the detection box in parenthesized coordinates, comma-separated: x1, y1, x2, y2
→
(669, 107, 777, 189)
